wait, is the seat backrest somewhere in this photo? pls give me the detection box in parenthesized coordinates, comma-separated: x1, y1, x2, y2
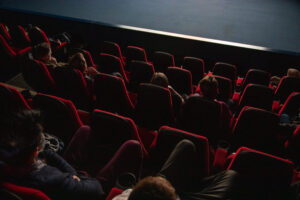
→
(154, 126, 210, 177)
(94, 73, 134, 117)
(97, 53, 128, 83)
(0, 83, 31, 115)
(9, 25, 31, 49)
(126, 46, 148, 63)
(275, 76, 300, 103)
(179, 95, 222, 145)
(101, 41, 125, 65)
(238, 83, 274, 112)
(214, 75, 233, 101)
(134, 83, 174, 130)
(182, 56, 205, 85)
(53, 67, 91, 110)
(128, 60, 155, 92)
(33, 93, 83, 145)
(241, 69, 270, 92)
(28, 26, 50, 47)
(212, 62, 237, 89)
(152, 51, 175, 73)
(0, 23, 12, 42)
(227, 147, 294, 198)
(81, 49, 96, 67)
(0, 33, 16, 58)
(232, 106, 282, 155)
(83, 109, 147, 174)
(285, 125, 300, 165)
(22, 59, 56, 94)
(0, 182, 50, 200)
(166, 67, 193, 95)
(278, 92, 300, 120)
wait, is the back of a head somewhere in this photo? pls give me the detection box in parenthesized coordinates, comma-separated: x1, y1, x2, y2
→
(0, 110, 43, 169)
(128, 176, 177, 200)
(287, 68, 300, 78)
(199, 75, 218, 99)
(69, 52, 87, 73)
(34, 42, 51, 62)
(151, 72, 169, 88)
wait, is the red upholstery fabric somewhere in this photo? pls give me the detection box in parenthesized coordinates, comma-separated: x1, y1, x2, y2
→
(0, 182, 50, 200)
(82, 49, 96, 67)
(182, 56, 205, 85)
(97, 53, 129, 83)
(152, 126, 210, 176)
(278, 92, 300, 119)
(285, 125, 300, 166)
(94, 73, 134, 117)
(212, 62, 237, 90)
(33, 93, 83, 144)
(126, 46, 148, 63)
(166, 67, 193, 95)
(275, 76, 300, 103)
(101, 41, 126, 65)
(128, 60, 155, 93)
(240, 69, 270, 92)
(237, 83, 274, 113)
(152, 51, 175, 73)
(232, 106, 282, 156)
(105, 187, 123, 200)
(134, 83, 174, 130)
(0, 33, 16, 57)
(0, 23, 12, 41)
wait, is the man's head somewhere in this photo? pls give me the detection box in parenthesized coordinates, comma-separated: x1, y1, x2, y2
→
(69, 52, 87, 74)
(150, 72, 169, 88)
(34, 42, 52, 62)
(199, 75, 219, 99)
(287, 68, 300, 78)
(0, 110, 44, 168)
(128, 176, 177, 200)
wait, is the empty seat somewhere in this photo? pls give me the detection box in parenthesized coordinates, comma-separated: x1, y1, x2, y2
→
(278, 92, 300, 121)
(28, 26, 50, 47)
(134, 83, 174, 130)
(182, 56, 205, 85)
(227, 147, 294, 200)
(64, 109, 147, 175)
(128, 60, 155, 93)
(32, 93, 83, 145)
(152, 51, 175, 73)
(126, 46, 148, 63)
(275, 76, 300, 103)
(232, 106, 282, 155)
(151, 126, 210, 176)
(212, 62, 237, 89)
(214, 75, 233, 102)
(81, 49, 96, 67)
(240, 69, 270, 92)
(22, 59, 56, 94)
(0, 83, 31, 114)
(0, 182, 50, 200)
(166, 67, 193, 95)
(285, 125, 300, 165)
(0, 23, 12, 42)
(96, 53, 128, 83)
(179, 95, 224, 145)
(94, 73, 134, 117)
(9, 25, 31, 49)
(238, 84, 274, 113)
(101, 41, 125, 65)
(53, 67, 92, 110)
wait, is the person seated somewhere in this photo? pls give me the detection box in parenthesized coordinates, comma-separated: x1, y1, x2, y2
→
(113, 139, 264, 200)
(287, 68, 300, 78)
(270, 76, 281, 90)
(68, 52, 99, 78)
(34, 42, 66, 71)
(150, 72, 184, 116)
(0, 109, 143, 200)
(196, 75, 233, 138)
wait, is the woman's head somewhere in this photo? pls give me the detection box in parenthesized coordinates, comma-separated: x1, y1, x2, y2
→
(150, 72, 169, 88)
(69, 52, 87, 73)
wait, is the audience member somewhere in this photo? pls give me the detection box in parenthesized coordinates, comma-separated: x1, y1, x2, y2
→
(0, 110, 143, 200)
(150, 72, 184, 116)
(287, 68, 300, 78)
(69, 52, 99, 78)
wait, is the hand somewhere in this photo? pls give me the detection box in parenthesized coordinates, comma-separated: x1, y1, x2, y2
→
(72, 175, 81, 182)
